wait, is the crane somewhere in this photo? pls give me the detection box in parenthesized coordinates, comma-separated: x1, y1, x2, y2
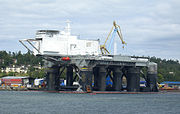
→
(100, 21, 127, 55)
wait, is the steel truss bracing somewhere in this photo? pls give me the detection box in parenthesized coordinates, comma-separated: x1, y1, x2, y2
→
(73, 66, 83, 92)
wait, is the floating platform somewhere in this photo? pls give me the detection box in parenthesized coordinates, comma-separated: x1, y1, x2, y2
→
(19, 21, 159, 93)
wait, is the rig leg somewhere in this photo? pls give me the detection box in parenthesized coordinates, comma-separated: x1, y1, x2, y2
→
(46, 66, 60, 91)
(97, 66, 107, 91)
(112, 67, 123, 91)
(93, 67, 99, 90)
(126, 67, 140, 92)
(66, 66, 73, 86)
(79, 70, 93, 91)
(146, 63, 158, 92)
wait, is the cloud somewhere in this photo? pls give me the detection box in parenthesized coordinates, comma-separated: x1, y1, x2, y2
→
(0, 0, 180, 60)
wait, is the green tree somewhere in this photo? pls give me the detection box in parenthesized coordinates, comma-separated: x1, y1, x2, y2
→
(157, 73, 164, 83)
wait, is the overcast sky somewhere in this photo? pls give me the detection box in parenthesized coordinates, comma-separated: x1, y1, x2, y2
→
(0, 0, 180, 60)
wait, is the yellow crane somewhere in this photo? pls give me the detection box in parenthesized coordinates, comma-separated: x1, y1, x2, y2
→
(100, 21, 127, 55)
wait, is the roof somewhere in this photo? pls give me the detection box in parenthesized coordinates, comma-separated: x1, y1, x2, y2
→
(161, 81, 180, 85)
(1, 76, 30, 79)
(37, 30, 59, 34)
(140, 81, 146, 84)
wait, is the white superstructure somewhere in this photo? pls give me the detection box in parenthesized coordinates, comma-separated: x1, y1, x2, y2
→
(33, 21, 100, 56)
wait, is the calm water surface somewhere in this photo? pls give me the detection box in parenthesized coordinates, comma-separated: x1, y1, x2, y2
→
(0, 91, 180, 114)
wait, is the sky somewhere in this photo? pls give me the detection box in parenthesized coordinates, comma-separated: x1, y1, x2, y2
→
(0, 0, 180, 60)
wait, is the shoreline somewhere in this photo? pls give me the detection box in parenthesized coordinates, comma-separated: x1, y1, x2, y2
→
(1, 87, 180, 94)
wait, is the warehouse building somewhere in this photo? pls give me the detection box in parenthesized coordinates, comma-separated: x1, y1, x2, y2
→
(0, 76, 34, 87)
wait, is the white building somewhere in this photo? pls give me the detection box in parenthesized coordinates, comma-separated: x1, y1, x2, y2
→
(1, 65, 28, 73)
(29, 21, 100, 56)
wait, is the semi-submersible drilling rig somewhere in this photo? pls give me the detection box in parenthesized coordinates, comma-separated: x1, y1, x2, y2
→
(19, 21, 158, 92)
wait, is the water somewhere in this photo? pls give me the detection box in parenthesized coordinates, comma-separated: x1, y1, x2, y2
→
(0, 91, 180, 114)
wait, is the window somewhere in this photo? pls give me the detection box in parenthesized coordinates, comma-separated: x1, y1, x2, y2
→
(70, 44, 77, 50)
(86, 42, 91, 47)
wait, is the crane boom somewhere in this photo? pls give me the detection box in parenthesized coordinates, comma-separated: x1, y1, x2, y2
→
(100, 21, 127, 55)
(113, 21, 126, 45)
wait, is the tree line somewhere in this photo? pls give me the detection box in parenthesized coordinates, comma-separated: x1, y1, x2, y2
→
(0, 51, 180, 83)
(0, 51, 43, 67)
(150, 57, 180, 83)
(0, 51, 44, 78)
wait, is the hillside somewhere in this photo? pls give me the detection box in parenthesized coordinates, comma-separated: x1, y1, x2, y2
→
(0, 51, 180, 82)
(150, 57, 180, 82)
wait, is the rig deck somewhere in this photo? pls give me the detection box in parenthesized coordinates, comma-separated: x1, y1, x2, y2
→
(39, 54, 158, 92)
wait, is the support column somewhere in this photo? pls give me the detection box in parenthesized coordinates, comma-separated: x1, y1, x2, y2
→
(112, 67, 123, 91)
(66, 66, 73, 86)
(93, 67, 99, 90)
(126, 67, 140, 92)
(146, 63, 158, 92)
(46, 66, 60, 91)
(97, 66, 107, 91)
(79, 69, 93, 91)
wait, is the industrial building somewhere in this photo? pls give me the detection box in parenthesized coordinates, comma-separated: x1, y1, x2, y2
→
(0, 76, 33, 87)
(160, 81, 180, 89)
(19, 21, 158, 92)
